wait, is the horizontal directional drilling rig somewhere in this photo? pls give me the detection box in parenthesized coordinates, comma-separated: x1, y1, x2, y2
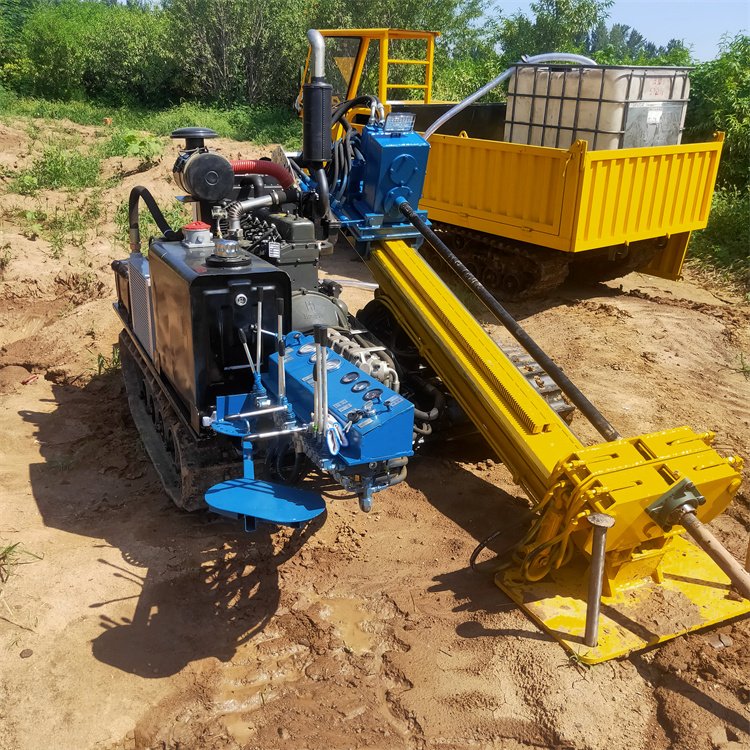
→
(112, 29, 749, 663)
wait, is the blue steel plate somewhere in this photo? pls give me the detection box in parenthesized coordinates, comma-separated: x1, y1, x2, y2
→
(205, 478, 326, 524)
(210, 419, 250, 437)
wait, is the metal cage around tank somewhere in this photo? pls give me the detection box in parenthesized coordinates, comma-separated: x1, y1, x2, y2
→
(503, 64, 691, 151)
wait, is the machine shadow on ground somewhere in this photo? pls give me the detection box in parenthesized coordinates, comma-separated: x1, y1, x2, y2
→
(631, 653, 750, 738)
(21, 371, 324, 678)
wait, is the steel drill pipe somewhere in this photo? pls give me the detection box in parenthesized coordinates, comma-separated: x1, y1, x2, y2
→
(676, 509, 750, 600)
(397, 198, 621, 442)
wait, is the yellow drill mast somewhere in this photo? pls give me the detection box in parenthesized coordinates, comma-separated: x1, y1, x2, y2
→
(364, 236, 748, 663)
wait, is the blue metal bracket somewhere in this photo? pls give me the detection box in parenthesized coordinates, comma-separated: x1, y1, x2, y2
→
(205, 409, 326, 530)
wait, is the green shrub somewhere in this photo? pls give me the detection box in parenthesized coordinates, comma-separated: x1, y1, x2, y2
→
(13, 0, 178, 106)
(99, 130, 164, 168)
(690, 187, 750, 290)
(686, 34, 750, 190)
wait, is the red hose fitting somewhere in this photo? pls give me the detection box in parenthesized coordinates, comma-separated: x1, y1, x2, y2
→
(230, 159, 294, 189)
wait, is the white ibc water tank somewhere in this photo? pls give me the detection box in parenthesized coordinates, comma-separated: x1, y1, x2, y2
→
(504, 65, 690, 150)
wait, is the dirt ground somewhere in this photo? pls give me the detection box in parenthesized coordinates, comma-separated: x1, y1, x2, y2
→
(0, 119, 748, 750)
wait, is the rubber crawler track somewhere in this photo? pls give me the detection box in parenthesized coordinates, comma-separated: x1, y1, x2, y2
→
(119, 330, 240, 511)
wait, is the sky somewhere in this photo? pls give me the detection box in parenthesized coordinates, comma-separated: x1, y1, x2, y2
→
(501, 1, 750, 60)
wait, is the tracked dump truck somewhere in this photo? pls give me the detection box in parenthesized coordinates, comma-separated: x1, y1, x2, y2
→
(298, 29, 723, 298)
(112, 30, 749, 663)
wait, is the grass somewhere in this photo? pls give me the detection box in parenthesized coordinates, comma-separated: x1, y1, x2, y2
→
(736, 352, 750, 380)
(8, 195, 103, 258)
(0, 244, 11, 275)
(10, 141, 101, 195)
(0, 542, 41, 585)
(47, 456, 76, 472)
(0, 87, 302, 149)
(114, 197, 191, 252)
(97, 344, 121, 375)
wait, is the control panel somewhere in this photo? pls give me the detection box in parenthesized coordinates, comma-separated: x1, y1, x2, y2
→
(264, 333, 414, 464)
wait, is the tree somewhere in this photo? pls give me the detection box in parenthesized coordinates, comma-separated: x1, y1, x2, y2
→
(686, 33, 750, 189)
(498, 0, 613, 65)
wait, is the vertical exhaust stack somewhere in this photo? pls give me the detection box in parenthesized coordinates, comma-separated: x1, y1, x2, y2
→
(303, 30, 332, 166)
(303, 29, 332, 222)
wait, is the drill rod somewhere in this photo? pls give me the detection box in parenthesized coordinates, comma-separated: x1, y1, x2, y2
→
(676, 508, 750, 600)
(398, 199, 621, 443)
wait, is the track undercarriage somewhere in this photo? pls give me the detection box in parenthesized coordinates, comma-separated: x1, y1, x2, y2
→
(432, 223, 661, 299)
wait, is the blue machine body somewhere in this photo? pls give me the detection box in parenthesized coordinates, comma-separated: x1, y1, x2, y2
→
(205, 333, 414, 528)
(329, 122, 430, 252)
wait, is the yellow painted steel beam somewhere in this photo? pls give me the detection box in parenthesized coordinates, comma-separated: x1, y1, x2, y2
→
(425, 35, 435, 104)
(365, 236, 747, 661)
(378, 36, 389, 105)
(366, 238, 583, 501)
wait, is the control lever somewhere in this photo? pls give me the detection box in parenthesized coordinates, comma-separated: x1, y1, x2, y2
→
(255, 287, 264, 373)
(319, 325, 329, 440)
(276, 297, 286, 401)
(237, 327, 256, 375)
(313, 325, 322, 436)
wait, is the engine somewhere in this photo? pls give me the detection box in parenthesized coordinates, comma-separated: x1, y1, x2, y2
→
(111, 32, 434, 523)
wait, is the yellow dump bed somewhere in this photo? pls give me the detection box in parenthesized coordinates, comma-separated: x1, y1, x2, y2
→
(421, 133, 724, 278)
(303, 29, 724, 282)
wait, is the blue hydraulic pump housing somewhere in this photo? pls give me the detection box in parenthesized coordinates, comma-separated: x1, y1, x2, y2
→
(330, 119, 430, 252)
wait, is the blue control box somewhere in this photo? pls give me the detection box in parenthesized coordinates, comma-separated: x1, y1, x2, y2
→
(264, 334, 414, 465)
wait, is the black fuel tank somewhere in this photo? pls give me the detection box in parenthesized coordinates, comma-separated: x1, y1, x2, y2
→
(148, 239, 291, 431)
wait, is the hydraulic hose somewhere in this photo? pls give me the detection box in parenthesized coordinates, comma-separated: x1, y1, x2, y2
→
(313, 167, 330, 218)
(411, 376, 446, 422)
(331, 95, 382, 127)
(423, 52, 598, 140)
(128, 186, 179, 252)
(238, 173, 265, 196)
(396, 198, 621, 443)
(230, 159, 294, 189)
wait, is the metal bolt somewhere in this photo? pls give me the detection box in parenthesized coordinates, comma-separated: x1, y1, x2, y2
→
(235, 293, 248, 306)
(584, 513, 615, 648)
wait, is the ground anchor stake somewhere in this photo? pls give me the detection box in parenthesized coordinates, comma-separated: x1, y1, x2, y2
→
(584, 513, 616, 648)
